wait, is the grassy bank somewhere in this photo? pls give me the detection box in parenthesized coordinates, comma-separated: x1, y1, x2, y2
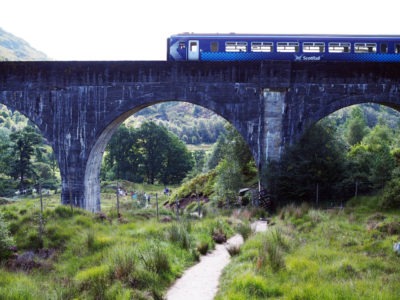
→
(0, 192, 234, 299)
(216, 200, 400, 299)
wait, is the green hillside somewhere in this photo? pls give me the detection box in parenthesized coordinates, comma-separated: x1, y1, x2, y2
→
(0, 27, 48, 61)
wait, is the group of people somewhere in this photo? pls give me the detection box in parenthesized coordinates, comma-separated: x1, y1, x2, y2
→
(117, 186, 172, 208)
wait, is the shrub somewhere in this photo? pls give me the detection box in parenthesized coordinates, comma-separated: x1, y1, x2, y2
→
(233, 272, 283, 298)
(256, 229, 288, 273)
(236, 222, 252, 241)
(105, 282, 132, 300)
(75, 265, 110, 298)
(138, 244, 171, 275)
(54, 205, 74, 218)
(16, 230, 43, 250)
(86, 230, 95, 251)
(196, 240, 209, 255)
(227, 244, 241, 256)
(106, 245, 136, 282)
(167, 222, 191, 250)
(210, 218, 232, 244)
(44, 224, 71, 249)
(0, 212, 14, 260)
(380, 178, 400, 209)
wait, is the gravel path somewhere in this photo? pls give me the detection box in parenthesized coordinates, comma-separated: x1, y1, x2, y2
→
(165, 220, 268, 300)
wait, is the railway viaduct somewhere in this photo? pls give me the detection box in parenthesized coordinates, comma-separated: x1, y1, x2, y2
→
(0, 60, 400, 212)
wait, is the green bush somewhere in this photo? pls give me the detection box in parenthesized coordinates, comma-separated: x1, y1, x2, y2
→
(196, 240, 209, 255)
(0, 212, 14, 260)
(75, 265, 110, 298)
(167, 222, 191, 250)
(44, 224, 71, 249)
(54, 205, 74, 218)
(236, 221, 252, 241)
(106, 245, 136, 282)
(380, 178, 400, 209)
(138, 244, 171, 275)
(16, 230, 42, 250)
(227, 244, 241, 256)
(233, 272, 283, 298)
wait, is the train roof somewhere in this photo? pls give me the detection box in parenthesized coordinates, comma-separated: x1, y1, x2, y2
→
(170, 33, 400, 40)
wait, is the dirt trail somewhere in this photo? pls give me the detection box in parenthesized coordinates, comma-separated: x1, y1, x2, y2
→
(165, 220, 268, 300)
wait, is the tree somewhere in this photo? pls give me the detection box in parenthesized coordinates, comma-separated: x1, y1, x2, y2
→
(159, 132, 193, 184)
(9, 126, 42, 191)
(347, 124, 396, 190)
(136, 122, 169, 184)
(212, 124, 256, 207)
(214, 158, 242, 207)
(345, 107, 369, 146)
(103, 122, 193, 185)
(275, 121, 347, 204)
(104, 125, 143, 182)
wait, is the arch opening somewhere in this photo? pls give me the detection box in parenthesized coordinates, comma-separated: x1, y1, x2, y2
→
(85, 100, 259, 212)
(273, 102, 400, 208)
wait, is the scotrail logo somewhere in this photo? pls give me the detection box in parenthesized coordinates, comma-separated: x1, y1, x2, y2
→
(294, 55, 322, 61)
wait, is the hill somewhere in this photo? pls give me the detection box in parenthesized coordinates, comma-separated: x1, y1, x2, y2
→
(0, 27, 48, 61)
(125, 102, 227, 145)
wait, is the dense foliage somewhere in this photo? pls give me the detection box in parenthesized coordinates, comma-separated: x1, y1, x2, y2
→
(0, 110, 59, 196)
(103, 121, 194, 185)
(269, 105, 400, 208)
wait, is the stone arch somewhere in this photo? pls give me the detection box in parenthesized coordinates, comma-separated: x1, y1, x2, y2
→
(316, 100, 400, 125)
(84, 99, 258, 212)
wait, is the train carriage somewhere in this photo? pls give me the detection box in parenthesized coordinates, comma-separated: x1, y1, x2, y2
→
(167, 33, 400, 62)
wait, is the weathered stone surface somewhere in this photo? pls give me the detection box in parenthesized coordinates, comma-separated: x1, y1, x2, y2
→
(0, 61, 400, 211)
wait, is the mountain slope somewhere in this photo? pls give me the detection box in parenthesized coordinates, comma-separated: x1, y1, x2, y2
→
(0, 27, 48, 61)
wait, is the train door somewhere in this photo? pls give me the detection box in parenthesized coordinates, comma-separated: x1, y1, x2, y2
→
(188, 40, 200, 60)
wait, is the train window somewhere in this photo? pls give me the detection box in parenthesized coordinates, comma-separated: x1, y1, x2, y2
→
(328, 42, 351, 53)
(251, 42, 274, 52)
(179, 42, 186, 49)
(303, 42, 325, 53)
(189, 41, 198, 52)
(225, 42, 247, 52)
(277, 42, 299, 52)
(210, 42, 219, 52)
(395, 44, 400, 53)
(354, 43, 377, 53)
(381, 43, 388, 53)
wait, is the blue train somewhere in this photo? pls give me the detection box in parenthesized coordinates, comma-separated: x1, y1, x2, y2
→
(167, 33, 400, 62)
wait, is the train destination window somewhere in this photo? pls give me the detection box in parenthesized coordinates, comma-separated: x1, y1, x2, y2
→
(210, 42, 219, 52)
(328, 42, 351, 53)
(303, 42, 325, 53)
(354, 43, 377, 53)
(251, 42, 274, 52)
(225, 41, 247, 52)
(277, 42, 299, 53)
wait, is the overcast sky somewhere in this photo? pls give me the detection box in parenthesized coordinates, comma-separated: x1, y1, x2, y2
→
(1, 0, 399, 60)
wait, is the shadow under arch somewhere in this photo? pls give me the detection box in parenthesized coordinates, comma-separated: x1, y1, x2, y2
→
(84, 100, 259, 212)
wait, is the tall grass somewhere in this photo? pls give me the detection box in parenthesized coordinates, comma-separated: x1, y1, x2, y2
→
(0, 193, 234, 299)
(216, 201, 400, 299)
